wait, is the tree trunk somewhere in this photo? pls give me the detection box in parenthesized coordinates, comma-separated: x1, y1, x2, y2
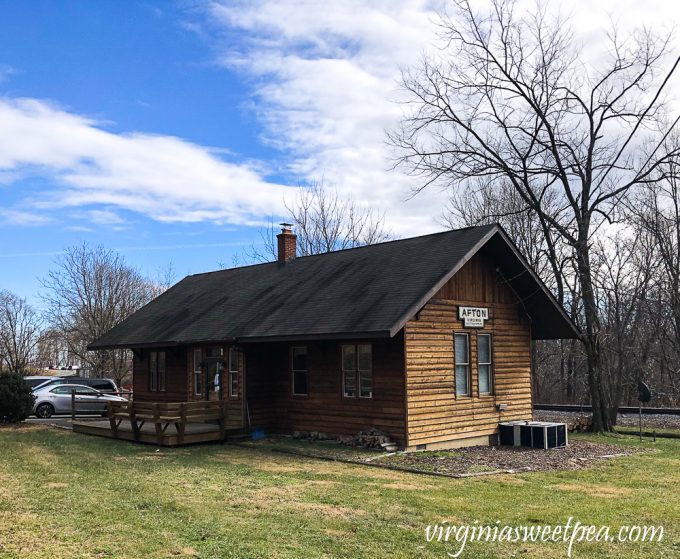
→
(576, 235, 613, 432)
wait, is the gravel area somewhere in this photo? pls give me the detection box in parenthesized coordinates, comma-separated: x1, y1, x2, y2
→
(376, 440, 640, 475)
(245, 435, 642, 477)
(535, 410, 680, 431)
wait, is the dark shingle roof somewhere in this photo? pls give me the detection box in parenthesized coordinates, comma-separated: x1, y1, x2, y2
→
(89, 224, 579, 349)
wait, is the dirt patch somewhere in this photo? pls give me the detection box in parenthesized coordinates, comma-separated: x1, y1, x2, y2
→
(46, 482, 68, 489)
(376, 440, 639, 476)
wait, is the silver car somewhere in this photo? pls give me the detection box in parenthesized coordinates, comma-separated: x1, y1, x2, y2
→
(33, 383, 127, 418)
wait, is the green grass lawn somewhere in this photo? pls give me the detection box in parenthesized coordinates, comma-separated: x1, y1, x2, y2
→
(0, 426, 678, 559)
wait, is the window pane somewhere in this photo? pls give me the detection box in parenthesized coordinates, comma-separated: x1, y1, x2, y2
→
(456, 365, 469, 395)
(454, 334, 468, 364)
(292, 346, 307, 371)
(149, 351, 157, 391)
(206, 346, 223, 357)
(357, 344, 372, 371)
(158, 351, 166, 392)
(193, 349, 203, 395)
(341, 345, 356, 371)
(229, 371, 238, 397)
(359, 370, 372, 398)
(213, 362, 222, 390)
(479, 364, 490, 394)
(293, 370, 308, 395)
(229, 348, 238, 372)
(343, 369, 356, 397)
(91, 380, 112, 391)
(478, 334, 491, 364)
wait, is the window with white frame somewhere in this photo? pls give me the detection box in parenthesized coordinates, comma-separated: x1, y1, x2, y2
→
(477, 333, 493, 394)
(342, 344, 372, 398)
(291, 346, 308, 396)
(193, 349, 203, 396)
(228, 348, 239, 397)
(454, 333, 470, 396)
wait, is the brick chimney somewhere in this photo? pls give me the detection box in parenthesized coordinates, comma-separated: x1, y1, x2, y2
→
(276, 223, 297, 263)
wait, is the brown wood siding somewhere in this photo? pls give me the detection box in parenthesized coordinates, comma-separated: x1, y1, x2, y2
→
(404, 254, 533, 447)
(133, 344, 245, 429)
(245, 335, 407, 446)
(132, 347, 189, 403)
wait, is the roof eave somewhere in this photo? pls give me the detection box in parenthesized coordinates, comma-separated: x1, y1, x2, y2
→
(388, 225, 501, 338)
(87, 330, 394, 351)
(387, 224, 581, 340)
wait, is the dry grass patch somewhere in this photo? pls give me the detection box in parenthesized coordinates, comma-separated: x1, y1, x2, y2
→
(380, 482, 434, 491)
(555, 483, 634, 498)
(288, 502, 367, 520)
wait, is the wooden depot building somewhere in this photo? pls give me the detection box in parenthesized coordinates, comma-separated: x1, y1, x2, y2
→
(89, 224, 579, 450)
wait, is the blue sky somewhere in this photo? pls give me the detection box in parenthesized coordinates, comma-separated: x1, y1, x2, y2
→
(0, 2, 288, 305)
(0, 1, 451, 307)
(0, 0, 673, 307)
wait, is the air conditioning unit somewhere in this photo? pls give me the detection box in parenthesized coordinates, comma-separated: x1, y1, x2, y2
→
(499, 421, 568, 449)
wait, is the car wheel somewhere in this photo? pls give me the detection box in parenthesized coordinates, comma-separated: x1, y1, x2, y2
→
(35, 403, 55, 419)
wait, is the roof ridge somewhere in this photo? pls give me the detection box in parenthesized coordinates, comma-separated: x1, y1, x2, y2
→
(194, 223, 499, 276)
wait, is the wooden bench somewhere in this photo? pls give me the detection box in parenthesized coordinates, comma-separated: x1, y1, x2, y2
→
(106, 400, 228, 445)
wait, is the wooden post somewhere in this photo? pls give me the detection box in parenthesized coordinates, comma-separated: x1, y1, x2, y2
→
(219, 400, 226, 443)
(639, 402, 643, 442)
(153, 403, 163, 446)
(178, 403, 187, 445)
(71, 389, 76, 421)
(129, 403, 140, 441)
(107, 402, 118, 438)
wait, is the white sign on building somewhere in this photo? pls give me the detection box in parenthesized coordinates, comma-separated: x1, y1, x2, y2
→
(458, 306, 489, 328)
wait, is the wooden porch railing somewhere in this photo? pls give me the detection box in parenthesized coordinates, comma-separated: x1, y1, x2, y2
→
(105, 400, 228, 445)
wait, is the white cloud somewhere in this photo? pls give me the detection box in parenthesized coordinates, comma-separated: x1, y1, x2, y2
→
(207, 0, 448, 235)
(0, 98, 291, 227)
(2, 1, 678, 236)
(0, 208, 52, 226)
(204, 0, 680, 236)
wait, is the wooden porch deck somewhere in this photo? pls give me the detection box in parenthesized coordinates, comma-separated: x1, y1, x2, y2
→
(72, 400, 245, 447)
(72, 418, 232, 446)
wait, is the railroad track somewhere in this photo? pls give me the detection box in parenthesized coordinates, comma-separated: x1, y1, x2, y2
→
(534, 403, 680, 416)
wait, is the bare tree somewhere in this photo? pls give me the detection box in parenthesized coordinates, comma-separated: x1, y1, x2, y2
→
(34, 327, 74, 370)
(390, 0, 680, 430)
(442, 179, 570, 299)
(0, 290, 43, 374)
(592, 232, 659, 421)
(629, 154, 680, 404)
(41, 245, 157, 386)
(248, 181, 392, 262)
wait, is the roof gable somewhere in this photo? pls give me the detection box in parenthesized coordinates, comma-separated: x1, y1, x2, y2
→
(89, 224, 578, 349)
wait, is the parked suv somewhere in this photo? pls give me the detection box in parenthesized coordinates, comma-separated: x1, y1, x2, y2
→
(23, 376, 58, 390)
(33, 377, 119, 394)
